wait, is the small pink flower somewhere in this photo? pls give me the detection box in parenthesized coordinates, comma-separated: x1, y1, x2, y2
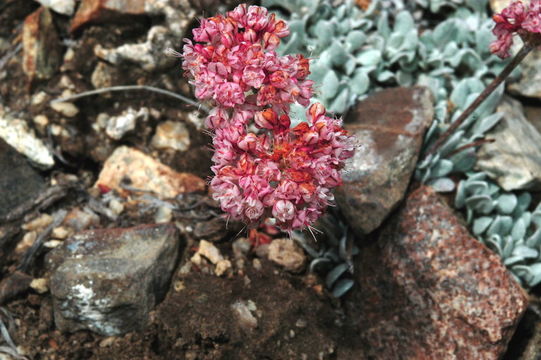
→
(272, 199, 295, 223)
(215, 82, 245, 107)
(491, 0, 541, 58)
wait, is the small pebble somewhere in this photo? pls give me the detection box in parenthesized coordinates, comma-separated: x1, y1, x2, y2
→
(51, 102, 79, 117)
(30, 278, 49, 294)
(215, 259, 231, 276)
(23, 214, 53, 231)
(15, 231, 37, 254)
(44, 240, 63, 248)
(99, 337, 116, 348)
(31, 91, 48, 105)
(154, 206, 172, 223)
(51, 226, 69, 239)
(252, 258, 262, 271)
(33, 115, 49, 128)
(173, 280, 185, 292)
(108, 199, 124, 216)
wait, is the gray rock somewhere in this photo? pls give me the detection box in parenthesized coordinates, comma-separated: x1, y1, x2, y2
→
(0, 139, 46, 221)
(48, 224, 181, 336)
(477, 97, 541, 191)
(509, 49, 541, 99)
(489, 0, 509, 13)
(353, 186, 527, 359)
(335, 87, 434, 236)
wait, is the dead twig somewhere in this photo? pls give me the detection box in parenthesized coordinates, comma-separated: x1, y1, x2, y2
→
(49, 85, 210, 113)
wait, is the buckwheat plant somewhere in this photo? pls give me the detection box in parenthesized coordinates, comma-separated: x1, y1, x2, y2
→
(181, 4, 355, 232)
(427, 0, 541, 156)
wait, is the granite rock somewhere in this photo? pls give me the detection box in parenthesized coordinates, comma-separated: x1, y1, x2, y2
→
(48, 224, 181, 335)
(95, 146, 205, 199)
(509, 49, 541, 99)
(335, 87, 434, 236)
(353, 186, 528, 359)
(477, 96, 541, 191)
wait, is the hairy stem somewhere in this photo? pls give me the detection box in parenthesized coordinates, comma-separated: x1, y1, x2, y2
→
(424, 43, 533, 158)
(50, 85, 210, 113)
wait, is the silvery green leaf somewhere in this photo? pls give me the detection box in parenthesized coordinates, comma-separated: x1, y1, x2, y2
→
(332, 279, 354, 298)
(465, 194, 494, 214)
(313, 20, 334, 48)
(322, 71, 340, 99)
(377, 12, 391, 40)
(455, 180, 467, 208)
(465, 0, 488, 13)
(486, 215, 504, 236)
(487, 237, 503, 256)
(344, 57, 357, 76)
(526, 228, 541, 248)
(427, 177, 455, 192)
(345, 30, 366, 52)
(496, 194, 517, 215)
(473, 83, 504, 118)
(500, 216, 514, 235)
(532, 211, 541, 226)
(431, 159, 453, 177)
(512, 245, 538, 259)
(501, 235, 515, 258)
(450, 80, 472, 109)
(473, 216, 492, 235)
(464, 180, 488, 195)
(357, 49, 382, 66)
(516, 193, 532, 214)
(504, 256, 526, 266)
(394, 11, 415, 33)
(325, 263, 349, 288)
(317, 49, 333, 67)
(511, 218, 527, 241)
(433, 20, 458, 48)
(376, 70, 394, 82)
(387, 32, 405, 52)
(309, 62, 328, 84)
(329, 88, 349, 114)
(351, 70, 370, 96)
(521, 212, 532, 230)
(471, 112, 503, 137)
(449, 149, 476, 173)
(329, 41, 350, 66)
(442, 42, 459, 59)
(438, 130, 465, 157)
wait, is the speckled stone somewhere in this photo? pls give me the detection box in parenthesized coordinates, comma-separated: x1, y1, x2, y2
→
(476, 97, 541, 191)
(354, 186, 528, 359)
(335, 87, 433, 236)
(95, 146, 205, 199)
(48, 224, 181, 336)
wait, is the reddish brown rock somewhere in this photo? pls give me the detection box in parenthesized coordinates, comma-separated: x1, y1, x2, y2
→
(353, 186, 528, 359)
(23, 7, 63, 81)
(335, 87, 433, 236)
(95, 146, 205, 199)
(70, 0, 146, 33)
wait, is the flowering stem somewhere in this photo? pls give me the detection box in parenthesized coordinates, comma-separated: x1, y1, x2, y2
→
(424, 43, 533, 158)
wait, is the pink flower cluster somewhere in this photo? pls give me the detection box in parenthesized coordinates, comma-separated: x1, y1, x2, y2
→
(491, 0, 541, 58)
(182, 4, 355, 231)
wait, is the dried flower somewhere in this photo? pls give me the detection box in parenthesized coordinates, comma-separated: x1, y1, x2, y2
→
(182, 4, 355, 231)
(491, 0, 541, 58)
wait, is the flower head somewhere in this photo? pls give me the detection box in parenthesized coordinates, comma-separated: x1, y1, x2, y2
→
(491, 0, 541, 58)
(182, 4, 355, 231)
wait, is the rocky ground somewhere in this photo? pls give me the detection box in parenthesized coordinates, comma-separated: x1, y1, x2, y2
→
(1, 0, 541, 359)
